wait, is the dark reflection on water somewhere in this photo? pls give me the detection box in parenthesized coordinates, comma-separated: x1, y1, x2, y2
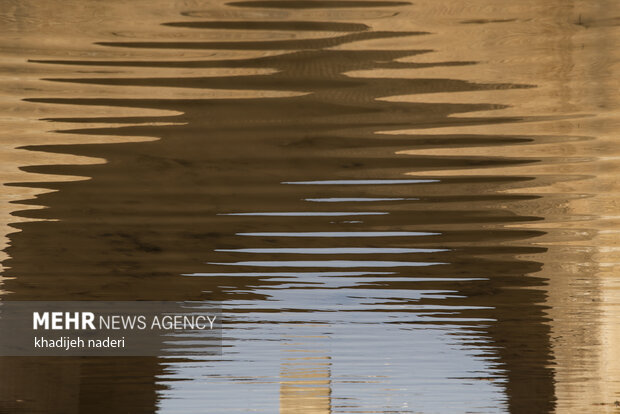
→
(4, 0, 616, 412)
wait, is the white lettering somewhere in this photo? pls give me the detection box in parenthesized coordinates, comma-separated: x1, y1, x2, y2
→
(33, 312, 49, 330)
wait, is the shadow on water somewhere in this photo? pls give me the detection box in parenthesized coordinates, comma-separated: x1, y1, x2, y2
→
(1, 1, 561, 412)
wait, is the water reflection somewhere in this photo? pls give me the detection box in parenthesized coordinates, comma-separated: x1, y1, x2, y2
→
(280, 327, 331, 414)
(0, 0, 619, 412)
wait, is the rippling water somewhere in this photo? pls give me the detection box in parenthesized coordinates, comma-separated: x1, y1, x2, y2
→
(1, 0, 619, 413)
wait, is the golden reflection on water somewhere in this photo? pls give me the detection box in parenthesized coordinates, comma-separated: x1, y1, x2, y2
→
(0, 0, 619, 412)
(280, 328, 331, 414)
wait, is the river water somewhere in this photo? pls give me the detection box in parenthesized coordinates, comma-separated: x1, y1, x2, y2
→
(1, 0, 619, 413)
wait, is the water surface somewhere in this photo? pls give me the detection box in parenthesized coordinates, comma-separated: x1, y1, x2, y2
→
(1, 0, 619, 413)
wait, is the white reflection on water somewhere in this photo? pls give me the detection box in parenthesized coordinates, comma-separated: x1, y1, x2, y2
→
(158, 314, 505, 413)
(215, 248, 449, 253)
(237, 232, 440, 237)
(283, 180, 439, 185)
(208, 260, 446, 267)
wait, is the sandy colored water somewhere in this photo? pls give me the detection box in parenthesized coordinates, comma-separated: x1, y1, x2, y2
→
(0, 0, 619, 413)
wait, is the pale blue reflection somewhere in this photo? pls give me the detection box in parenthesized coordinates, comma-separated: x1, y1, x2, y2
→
(208, 260, 446, 267)
(183, 271, 395, 277)
(157, 312, 505, 414)
(215, 247, 449, 254)
(283, 179, 439, 185)
(237, 231, 440, 237)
